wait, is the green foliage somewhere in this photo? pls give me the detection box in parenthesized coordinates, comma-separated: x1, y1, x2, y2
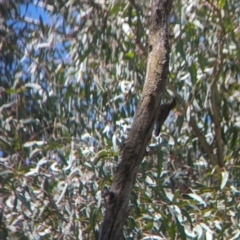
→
(0, 0, 240, 239)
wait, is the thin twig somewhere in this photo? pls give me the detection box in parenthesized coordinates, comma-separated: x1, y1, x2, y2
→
(189, 116, 218, 166)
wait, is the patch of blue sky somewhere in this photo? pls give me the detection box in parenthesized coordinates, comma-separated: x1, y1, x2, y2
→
(12, 2, 73, 85)
(71, 9, 82, 24)
(19, 2, 52, 26)
(19, 2, 72, 60)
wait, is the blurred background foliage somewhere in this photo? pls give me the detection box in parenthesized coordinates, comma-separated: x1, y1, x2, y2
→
(0, 0, 240, 239)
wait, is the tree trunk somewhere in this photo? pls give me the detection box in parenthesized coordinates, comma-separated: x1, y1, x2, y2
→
(99, 1, 173, 239)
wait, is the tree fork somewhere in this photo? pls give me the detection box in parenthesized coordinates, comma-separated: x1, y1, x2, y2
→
(99, 1, 173, 239)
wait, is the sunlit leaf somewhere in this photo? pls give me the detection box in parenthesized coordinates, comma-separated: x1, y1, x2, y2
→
(221, 170, 229, 189)
(188, 193, 206, 206)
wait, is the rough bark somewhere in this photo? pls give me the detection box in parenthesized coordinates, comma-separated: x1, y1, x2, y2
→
(99, 1, 173, 239)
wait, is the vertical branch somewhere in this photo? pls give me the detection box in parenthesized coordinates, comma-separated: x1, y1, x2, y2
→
(210, 85, 224, 167)
(99, 1, 173, 239)
(209, 36, 225, 168)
